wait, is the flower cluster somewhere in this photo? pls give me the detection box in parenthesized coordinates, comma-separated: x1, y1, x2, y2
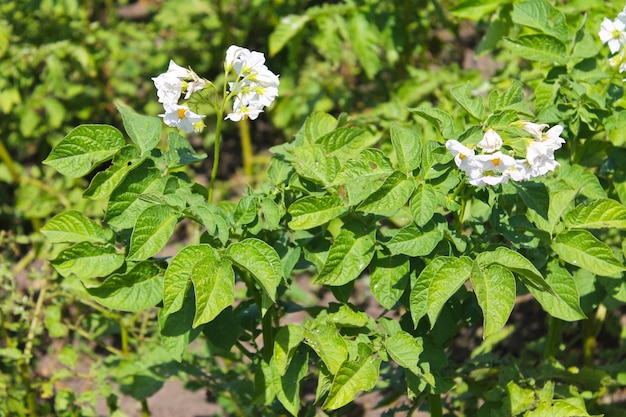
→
(446, 122, 565, 187)
(599, 7, 626, 72)
(224, 45, 280, 122)
(152, 60, 207, 133)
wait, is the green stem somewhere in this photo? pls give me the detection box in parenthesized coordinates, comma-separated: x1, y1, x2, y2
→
(141, 399, 150, 417)
(120, 318, 130, 358)
(544, 316, 563, 360)
(582, 312, 596, 368)
(239, 117, 253, 177)
(208, 113, 223, 203)
(428, 393, 443, 417)
(0, 137, 21, 184)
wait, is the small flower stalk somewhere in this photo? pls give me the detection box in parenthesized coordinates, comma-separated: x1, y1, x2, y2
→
(446, 121, 566, 187)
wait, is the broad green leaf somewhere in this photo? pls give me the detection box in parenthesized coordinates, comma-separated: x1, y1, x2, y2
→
(450, 0, 504, 19)
(105, 161, 167, 231)
(83, 145, 143, 200)
(158, 292, 201, 361)
(271, 350, 308, 416)
(410, 183, 438, 227)
(128, 205, 179, 261)
(386, 222, 444, 257)
(564, 199, 626, 229)
(357, 171, 415, 216)
(288, 195, 348, 230)
(269, 14, 311, 56)
(410, 257, 452, 326)
(298, 112, 338, 144)
(51, 242, 124, 279)
(409, 107, 455, 140)
(232, 195, 257, 226)
(348, 13, 381, 79)
(316, 127, 369, 156)
(470, 262, 516, 338)
(41, 210, 107, 244)
(191, 256, 234, 328)
(427, 257, 473, 325)
(503, 35, 567, 64)
(552, 230, 625, 276)
(43, 125, 125, 178)
(288, 145, 340, 186)
(558, 163, 606, 200)
(164, 131, 207, 168)
(390, 124, 421, 174)
(488, 80, 524, 110)
(384, 331, 423, 369)
(84, 262, 163, 311)
(325, 304, 370, 328)
(304, 324, 348, 375)
(115, 101, 162, 155)
(315, 223, 375, 286)
(514, 181, 549, 220)
(529, 260, 585, 321)
(226, 238, 283, 301)
(511, 0, 569, 43)
(323, 344, 381, 410)
(450, 83, 485, 120)
(333, 149, 393, 206)
(163, 245, 216, 315)
(507, 381, 536, 415)
(370, 253, 410, 309)
(476, 246, 551, 293)
(274, 325, 305, 376)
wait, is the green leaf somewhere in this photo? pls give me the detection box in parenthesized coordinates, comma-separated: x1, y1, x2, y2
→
(410, 183, 438, 227)
(272, 349, 308, 416)
(288, 145, 340, 186)
(470, 262, 516, 338)
(164, 131, 207, 168)
(558, 163, 606, 200)
(323, 344, 381, 410)
(315, 223, 375, 286)
(51, 242, 124, 279)
(529, 260, 585, 321)
(410, 107, 455, 140)
(426, 257, 473, 326)
(316, 127, 369, 156)
(41, 210, 107, 244)
(390, 124, 422, 174)
(514, 181, 550, 220)
(450, 0, 505, 19)
(503, 35, 567, 64)
(298, 112, 338, 144)
(564, 199, 626, 230)
(84, 262, 163, 311)
(226, 238, 283, 301)
(115, 101, 162, 155)
(274, 325, 305, 376)
(511, 0, 569, 43)
(476, 246, 551, 293)
(105, 161, 167, 231)
(410, 257, 454, 326)
(384, 331, 424, 369)
(304, 324, 348, 375)
(128, 205, 179, 261)
(43, 125, 125, 178)
(83, 145, 143, 200)
(158, 291, 201, 361)
(357, 171, 415, 216)
(269, 14, 311, 56)
(163, 245, 215, 315)
(450, 83, 485, 120)
(332, 149, 393, 206)
(191, 255, 234, 328)
(369, 253, 410, 309)
(386, 222, 444, 257)
(348, 13, 381, 79)
(488, 80, 524, 110)
(288, 195, 348, 230)
(232, 195, 257, 226)
(552, 230, 626, 276)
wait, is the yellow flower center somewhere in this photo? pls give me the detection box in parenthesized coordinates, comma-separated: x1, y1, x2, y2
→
(492, 158, 501, 166)
(177, 108, 187, 119)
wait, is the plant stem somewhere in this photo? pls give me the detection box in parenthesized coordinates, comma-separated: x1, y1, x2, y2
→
(141, 399, 150, 417)
(208, 113, 223, 203)
(239, 117, 253, 177)
(0, 137, 21, 184)
(544, 316, 562, 360)
(582, 305, 606, 368)
(120, 318, 130, 358)
(428, 393, 443, 417)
